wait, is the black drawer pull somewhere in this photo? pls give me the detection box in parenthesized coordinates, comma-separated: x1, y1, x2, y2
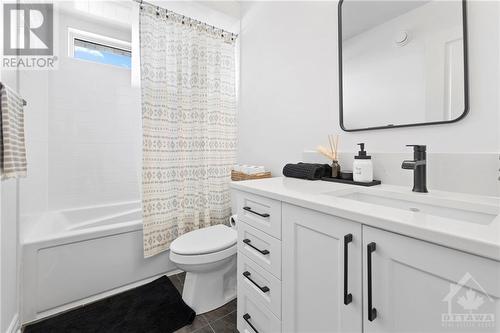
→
(243, 206, 270, 218)
(243, 239, 270, 255)
(243, 271, 270, 293)
(367, 242, 378, 321)
(243, 313, 259, 333)
(344, 234, 353, 305)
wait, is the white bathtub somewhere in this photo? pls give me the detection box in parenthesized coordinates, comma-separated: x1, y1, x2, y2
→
(21, 201, 177, 324)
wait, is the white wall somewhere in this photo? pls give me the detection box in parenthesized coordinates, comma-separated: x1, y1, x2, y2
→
(0, 70, 20, 333)
(238, 1, 499, 196)
(0, 3, 21, 329)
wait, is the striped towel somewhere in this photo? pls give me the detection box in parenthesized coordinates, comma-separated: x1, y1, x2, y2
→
(0, 83, 27, 179)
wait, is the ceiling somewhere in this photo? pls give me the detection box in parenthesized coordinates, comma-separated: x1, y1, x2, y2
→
(196, 1, 240, 19)
(341, 1, 430, 40)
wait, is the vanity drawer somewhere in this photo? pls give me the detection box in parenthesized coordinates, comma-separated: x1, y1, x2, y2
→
(236, 191, 282, 239)
(238, 222, 282, 279)
(238, 252, 282, 319)
(237, 286, 281, 333)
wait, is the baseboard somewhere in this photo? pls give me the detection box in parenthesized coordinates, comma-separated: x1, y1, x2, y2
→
(6, 313, 20, 333)
(24, 269, 183, 326)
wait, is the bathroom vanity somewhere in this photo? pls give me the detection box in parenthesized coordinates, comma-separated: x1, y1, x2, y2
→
(232, 177, 500, 333)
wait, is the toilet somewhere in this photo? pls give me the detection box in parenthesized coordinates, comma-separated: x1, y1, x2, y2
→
(169, 224, 237, 314)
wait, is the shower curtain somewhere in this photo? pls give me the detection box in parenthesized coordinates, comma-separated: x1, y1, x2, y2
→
(140, 5, 237, 257)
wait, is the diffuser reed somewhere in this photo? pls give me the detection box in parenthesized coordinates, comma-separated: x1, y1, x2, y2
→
(317, 134, 341, 178)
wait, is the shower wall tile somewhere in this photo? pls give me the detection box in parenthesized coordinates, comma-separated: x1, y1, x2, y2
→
(49, 179, 139, 210)
(21, 71, 49, 142)
(48, 140, 140, 210)
(20, 70, 49, 216)
(20, 140, 48, 214)
(44, 11, 141, 212)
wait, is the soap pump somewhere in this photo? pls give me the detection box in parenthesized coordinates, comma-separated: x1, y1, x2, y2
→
(353, 143, 373, 183)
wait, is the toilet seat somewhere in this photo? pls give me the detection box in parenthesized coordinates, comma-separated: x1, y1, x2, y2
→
(171, 224, 237, 255)
(170, 243, 237, 265)
(170, 224, 237, 265)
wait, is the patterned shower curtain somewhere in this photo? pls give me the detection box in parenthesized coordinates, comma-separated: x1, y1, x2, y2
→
(140, 5, 237, 258)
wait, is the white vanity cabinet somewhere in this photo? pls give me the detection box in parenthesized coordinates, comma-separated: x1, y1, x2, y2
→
(362, 225, 500, 333)
(282, 203, 363, 333)
(234, 187, 500, 333)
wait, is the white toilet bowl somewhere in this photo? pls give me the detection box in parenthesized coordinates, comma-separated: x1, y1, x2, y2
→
(169, 224, 237, 314)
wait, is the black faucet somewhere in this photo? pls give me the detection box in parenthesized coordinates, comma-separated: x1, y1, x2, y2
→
(401, 145, 428, 193)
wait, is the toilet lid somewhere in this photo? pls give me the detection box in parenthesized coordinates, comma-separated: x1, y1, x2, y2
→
(170, 224, 237, 255)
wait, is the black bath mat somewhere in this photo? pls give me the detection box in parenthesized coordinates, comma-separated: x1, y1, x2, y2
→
(24, 276, 196, 333)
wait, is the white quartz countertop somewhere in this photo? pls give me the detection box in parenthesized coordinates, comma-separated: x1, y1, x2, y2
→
(231, 177, 500, 261)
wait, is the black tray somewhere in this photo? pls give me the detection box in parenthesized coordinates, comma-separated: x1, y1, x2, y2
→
(321, 177, 381, 187)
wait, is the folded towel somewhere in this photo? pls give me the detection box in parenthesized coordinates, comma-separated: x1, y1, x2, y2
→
(0, 83, 27, 180)
(283, 163, 332, 180)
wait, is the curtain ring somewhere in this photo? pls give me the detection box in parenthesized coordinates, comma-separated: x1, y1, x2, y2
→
(156, 6, 160, 16)
(139, 0, 143, 10)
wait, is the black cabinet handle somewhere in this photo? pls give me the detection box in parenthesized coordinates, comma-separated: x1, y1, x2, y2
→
(243, 271, 270, 293)
(243, 206, 270, 218)
(243, 239, 270, 255)
(344, 234, 353, 305)
(243, 313, 259, 333)
(367, 242, 378, 321)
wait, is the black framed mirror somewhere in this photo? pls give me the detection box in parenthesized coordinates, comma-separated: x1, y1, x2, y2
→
(338, 0, 469, 132)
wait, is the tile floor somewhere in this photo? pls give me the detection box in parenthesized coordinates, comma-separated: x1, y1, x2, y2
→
(169, 272, 237, 333)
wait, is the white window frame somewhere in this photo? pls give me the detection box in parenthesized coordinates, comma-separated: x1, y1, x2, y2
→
(68, 28, 131, 64)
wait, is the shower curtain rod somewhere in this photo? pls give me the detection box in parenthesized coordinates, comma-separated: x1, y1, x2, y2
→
(132, 0, 238, 39)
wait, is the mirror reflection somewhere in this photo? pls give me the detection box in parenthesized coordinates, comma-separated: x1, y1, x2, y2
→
(340, 0, 467, 131)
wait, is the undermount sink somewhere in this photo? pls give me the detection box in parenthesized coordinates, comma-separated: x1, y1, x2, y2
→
(331, 190, 498, 225)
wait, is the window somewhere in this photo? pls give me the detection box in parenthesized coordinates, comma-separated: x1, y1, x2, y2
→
(68, 28, 131, 69)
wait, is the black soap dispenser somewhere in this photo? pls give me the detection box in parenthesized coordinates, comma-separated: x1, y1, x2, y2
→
(353, 143, 373, 182)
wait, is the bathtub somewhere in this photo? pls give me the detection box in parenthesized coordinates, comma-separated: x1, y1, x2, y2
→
(21, 201, 177, 324)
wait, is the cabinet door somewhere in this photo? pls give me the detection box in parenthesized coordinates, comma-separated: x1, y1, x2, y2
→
(282, 203, 362, 333)
(363, 225, 500, 333)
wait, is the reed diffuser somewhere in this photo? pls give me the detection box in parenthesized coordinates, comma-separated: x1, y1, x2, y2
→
(317, 134, 341, 178)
